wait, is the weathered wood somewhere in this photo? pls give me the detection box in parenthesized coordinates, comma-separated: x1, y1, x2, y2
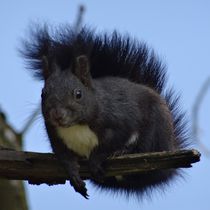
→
(0, 149, 200, 185)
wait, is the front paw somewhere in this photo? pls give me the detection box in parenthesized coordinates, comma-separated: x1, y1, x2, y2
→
(69, 176, 89, 199)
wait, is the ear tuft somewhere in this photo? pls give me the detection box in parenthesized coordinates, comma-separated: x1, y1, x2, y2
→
(76, 55, 89, 73)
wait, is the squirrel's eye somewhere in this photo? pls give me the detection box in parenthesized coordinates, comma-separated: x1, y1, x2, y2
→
(73, 89, 82, 100)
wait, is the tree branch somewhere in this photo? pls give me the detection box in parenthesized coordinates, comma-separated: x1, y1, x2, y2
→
(0, 149, 200, 185)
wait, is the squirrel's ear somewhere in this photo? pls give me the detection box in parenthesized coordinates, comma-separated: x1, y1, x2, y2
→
(75, 55, 93, 88)
(42, 56, 60, 80)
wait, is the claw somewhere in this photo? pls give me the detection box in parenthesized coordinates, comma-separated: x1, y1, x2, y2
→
(69, 176, 89, 199)
(82, 191, 89, 199)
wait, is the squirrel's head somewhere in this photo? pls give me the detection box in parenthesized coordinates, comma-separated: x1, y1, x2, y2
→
(41, 55, 97, 127)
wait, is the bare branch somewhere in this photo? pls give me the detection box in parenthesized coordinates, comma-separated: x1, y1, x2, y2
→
(192, 77, 210, 157)
(74, 5, 86, 34)
(0, 149, 200, 185)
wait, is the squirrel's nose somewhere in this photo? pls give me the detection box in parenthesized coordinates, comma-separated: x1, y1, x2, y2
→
(49, 108, 67, 124)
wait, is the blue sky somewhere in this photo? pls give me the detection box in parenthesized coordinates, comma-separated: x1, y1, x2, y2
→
(0, 1, 210, 210)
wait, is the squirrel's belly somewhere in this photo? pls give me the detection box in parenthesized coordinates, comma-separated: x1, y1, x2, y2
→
(57, 125, 99, 158)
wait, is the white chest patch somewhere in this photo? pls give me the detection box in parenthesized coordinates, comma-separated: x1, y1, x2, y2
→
(57, 125, 99, 158)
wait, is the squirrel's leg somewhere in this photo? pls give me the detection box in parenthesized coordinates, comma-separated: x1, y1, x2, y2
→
(60, 153, 88, 199)
(51, 140, 89, 199)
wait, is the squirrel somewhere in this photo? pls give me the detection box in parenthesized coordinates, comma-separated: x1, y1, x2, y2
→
(21, 24, 188, 199)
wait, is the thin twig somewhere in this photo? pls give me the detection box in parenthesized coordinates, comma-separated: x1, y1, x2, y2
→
(192, 77, 210, 157)
(21, 106, 41, 136)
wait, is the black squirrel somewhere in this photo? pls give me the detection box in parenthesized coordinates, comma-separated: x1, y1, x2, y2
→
(21, 24, 188, 199)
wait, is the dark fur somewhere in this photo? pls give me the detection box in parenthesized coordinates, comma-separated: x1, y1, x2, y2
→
(20, 23, 188, 199)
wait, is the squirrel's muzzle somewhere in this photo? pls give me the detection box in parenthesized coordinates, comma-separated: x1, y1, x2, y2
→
(49, 107, 69, 127)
